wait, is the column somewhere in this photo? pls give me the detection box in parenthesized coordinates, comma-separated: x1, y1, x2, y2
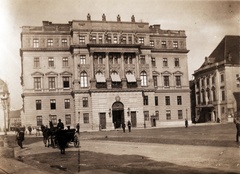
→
(90, 52, 96, 89)
(135, 52, 141, 88)
(106, 52, 111, 89)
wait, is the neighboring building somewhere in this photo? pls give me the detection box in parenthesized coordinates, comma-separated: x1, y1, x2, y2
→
(193, 36, 240, 123)
(189, 80, 196, 123)
(20, 14, 190, 131)
(0, 79, 10, 132)
(9, 109, 22, 131)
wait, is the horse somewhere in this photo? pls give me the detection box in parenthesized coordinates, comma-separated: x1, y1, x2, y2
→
(41, 125, 52, 147)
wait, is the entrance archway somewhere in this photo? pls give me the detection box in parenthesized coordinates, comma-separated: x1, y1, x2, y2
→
(112, 102, 124, 128)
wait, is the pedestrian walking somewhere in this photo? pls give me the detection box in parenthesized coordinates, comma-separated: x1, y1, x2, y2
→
(234, 117, 240, 142)
(16, 128, 25, 148)
(122, 122, 126, 133)
(127, 120, 132, 132)
(185, 119, 188, 128)
(76, 123, 80, 134)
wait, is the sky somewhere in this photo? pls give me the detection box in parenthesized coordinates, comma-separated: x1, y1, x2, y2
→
(0, 0, 239, 110)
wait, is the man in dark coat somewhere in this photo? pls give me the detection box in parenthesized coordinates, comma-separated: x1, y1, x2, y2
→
(127, 120, 132, 132)
(16, 128, 25, 148)
(122, 122, 126, 133)
(234, 117, 240, 142)
(57, 119, 64, 130)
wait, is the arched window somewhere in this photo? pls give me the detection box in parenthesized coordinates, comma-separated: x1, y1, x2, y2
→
(80, 71, 88, 87)
(140, 71, 147, 86)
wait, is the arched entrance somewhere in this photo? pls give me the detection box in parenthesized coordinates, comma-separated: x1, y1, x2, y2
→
(112, 102, 124, 128)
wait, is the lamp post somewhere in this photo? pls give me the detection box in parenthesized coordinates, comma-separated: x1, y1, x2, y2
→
(1, 94, 8, 147)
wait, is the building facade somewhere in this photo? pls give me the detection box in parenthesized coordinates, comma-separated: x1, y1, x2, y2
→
(20, 14, 190, 131)
(193, 36, 240, 123)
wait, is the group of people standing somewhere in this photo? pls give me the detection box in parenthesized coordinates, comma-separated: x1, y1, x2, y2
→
(121, 120, 132, 133)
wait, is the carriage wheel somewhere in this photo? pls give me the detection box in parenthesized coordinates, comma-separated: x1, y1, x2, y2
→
(74, 135, 79, 147)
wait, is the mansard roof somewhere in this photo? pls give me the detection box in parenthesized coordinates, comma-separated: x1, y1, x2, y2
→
(200, 35, 240, 68)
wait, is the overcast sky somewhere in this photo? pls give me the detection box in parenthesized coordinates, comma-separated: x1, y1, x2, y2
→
(0, 0, 239, 109)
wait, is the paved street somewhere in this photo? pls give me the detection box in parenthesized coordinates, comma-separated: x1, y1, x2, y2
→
(0, 123, 239, 174)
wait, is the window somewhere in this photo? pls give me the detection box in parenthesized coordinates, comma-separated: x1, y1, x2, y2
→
(150, 40, 154, 47)
(79, 36, 85, 44)
(155, 111, 159, 120)
(80, 72, 88, 87)
(65, 114, 71, 125)
(163, 76, 169, 87)
(140, 71, 147, 86)
(91, 35, 97, 43)
(221, 74, 224, 82)
(64, 99, 70, 109)
(140, 55, 145, 64)
(47, 39, 53, 47)
(162, 41, 166, 48)
(98, 36, 103, 44)
(128, 35, 132, 44)
(212, 90, 216, 101)
(48, 57, 54, 67)
(212, 76, 215, 84)
(34, 77, 41, 90)
(36, 100, 41, 110)
(177, 96, 182, 105)
(165, 96, 170, 105)
(153, 76, 158, 87)
(48, 77, 56, 89)
(113, 36, 118, 43)
(49, 115, 57, 125)
(62, 39, 67, 47)
(80, 55, 86, 64)
(107, 35, 112, 44)
(201, 79, 205, 86)
(83, 113, 89, 123)
(207, 78, 210, 85)
(237, 74, 240, 87)
(151, 57, 156, 67)
(36, 116, 42, 126)
(33, 39, 39, 48)
(143, 96, 148, 105)
(175, 76, 181, 87)
(175, 58, 179, 67)
(221, 107, 225, 114)
(83, 97, 88, 107)
(50, 99, 56, 110)
(178, 110, 183, 119)
(34, 57, 40, 68)
(155, 96, 158, 106)
(173, 41, 178, 48)
(221, 90, 225, 101)
(63, 77, 70, 88)
(166, 110, 171, 120)
(144, 111, 149, 121)
(139, 37, 144, 44)
(163, 58, 168, 67)
(62, 57, 68, 67)
(121, 36, 126, 44)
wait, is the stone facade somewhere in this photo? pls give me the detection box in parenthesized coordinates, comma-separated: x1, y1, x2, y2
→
(193, 36, 240, 123)
(20, 14, 190, 131)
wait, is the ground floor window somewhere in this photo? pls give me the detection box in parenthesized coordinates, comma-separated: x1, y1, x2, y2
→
(166, 110, 171, 120)
(178, 110, 183, 119)
(49, 115, 57, 125)
(36, 116, 42, 126)
(83, 113, 89, 124)
(144, 111, 149, 121)
(65, 114, 71, 125)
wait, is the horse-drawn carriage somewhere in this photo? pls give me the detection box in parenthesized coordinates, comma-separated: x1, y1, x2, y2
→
(41, 125, 79, 152)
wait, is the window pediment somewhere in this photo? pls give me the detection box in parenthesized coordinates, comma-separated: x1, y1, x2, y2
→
(31, 71, 44, 76)
(173, 71, 183, 75)
(45, 71, 58, 76)
(152, 71, 160, 75)
(60, 71, 72, 76)
(161, 71, 172, 75)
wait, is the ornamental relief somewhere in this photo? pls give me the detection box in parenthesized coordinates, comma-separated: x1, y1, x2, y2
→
(124, 64, 135, 73)
(139, 64, 149, 74)
(109, 64, 121, 72)
(78, 64, 90, 74)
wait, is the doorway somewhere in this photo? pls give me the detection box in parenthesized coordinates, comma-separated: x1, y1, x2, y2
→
(112, 102, 124, 128)
(130, 111, 137, 127)
(99, 113, 106, 129)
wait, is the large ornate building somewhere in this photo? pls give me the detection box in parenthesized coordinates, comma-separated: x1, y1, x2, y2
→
(193, 36, 240, 123)
(20, 14, 190, 131)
